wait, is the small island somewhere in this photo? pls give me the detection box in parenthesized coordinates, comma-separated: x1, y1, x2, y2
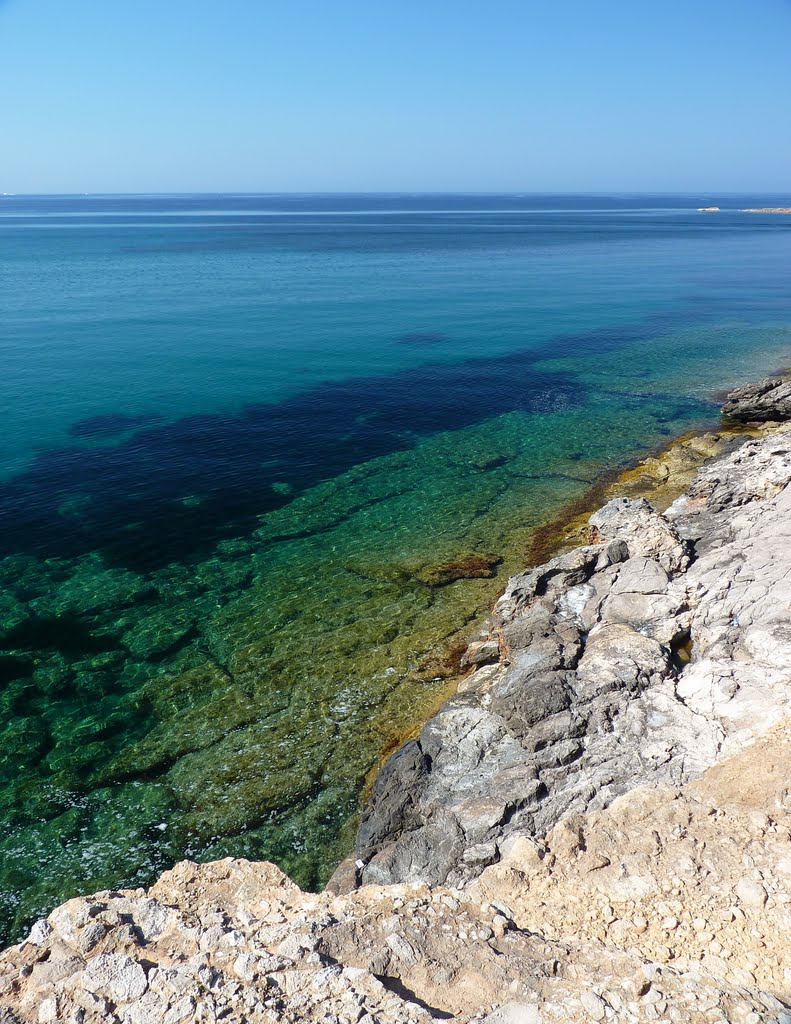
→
(740, 207, 791, 214)
(696, 205, 720, 211)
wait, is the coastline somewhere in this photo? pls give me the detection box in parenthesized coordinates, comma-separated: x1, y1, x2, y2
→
(348, 379, 791, 897)
(0, 369, 763, 947)
(5, 192, 791, 939)
(353, 425, 733, 803)
(361, 413, 765, 798)
(4, 377, 791, 1022)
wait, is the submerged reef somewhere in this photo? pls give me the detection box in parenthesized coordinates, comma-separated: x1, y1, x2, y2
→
(2, 381, 791, 1021)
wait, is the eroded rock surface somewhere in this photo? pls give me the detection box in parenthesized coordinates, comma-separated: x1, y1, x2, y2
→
(355, 424, 791, 894)
(722, 376, 791, 422)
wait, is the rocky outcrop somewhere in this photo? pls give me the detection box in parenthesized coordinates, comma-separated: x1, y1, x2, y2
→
(469, 721, 791, 1002)
(721, 376, 791, 422)
(2, 727, 790, 1022)
(352, 422, 791, 893)
(4, 385, 791, 1023)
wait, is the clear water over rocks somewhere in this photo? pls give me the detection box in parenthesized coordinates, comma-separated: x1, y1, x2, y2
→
(0, 193, 790, 942)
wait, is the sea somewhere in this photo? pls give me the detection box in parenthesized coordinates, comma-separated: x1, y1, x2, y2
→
(1, 192, 790, 943)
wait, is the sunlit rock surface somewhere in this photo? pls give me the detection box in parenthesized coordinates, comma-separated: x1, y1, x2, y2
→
(354, 422, 791, 892)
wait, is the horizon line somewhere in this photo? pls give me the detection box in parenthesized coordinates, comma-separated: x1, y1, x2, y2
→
(3, 189, 791, 198)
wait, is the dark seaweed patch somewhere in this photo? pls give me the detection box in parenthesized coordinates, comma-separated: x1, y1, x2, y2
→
(0, 316, 716, 573)
(0, 655, 34, 685)
(0, 352, 587, 571)
(4, 617, 118, 656)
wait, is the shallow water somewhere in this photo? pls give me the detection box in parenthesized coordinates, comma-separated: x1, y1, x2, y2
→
(1, 193, 790, 942)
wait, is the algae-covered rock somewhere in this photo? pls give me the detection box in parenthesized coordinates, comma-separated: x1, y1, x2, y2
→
(0, 717, 50, 771)
(192, 554, 253, 592)
(415, 552, 502, 587)
(0, 592, 28, 642)
(165, 709, 334, 839)
(104, 678, 258, 780)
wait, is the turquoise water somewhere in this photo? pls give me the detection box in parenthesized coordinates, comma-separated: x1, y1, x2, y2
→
(1, 193, 790, 942)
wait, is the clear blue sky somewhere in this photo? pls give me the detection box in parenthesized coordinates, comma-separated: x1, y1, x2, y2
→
(2, 0, 790, 193)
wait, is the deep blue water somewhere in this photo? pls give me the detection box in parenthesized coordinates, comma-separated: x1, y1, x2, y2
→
(3, 193, 791, 458)
(3, 192, 791, 566)
(0, 193, 790, 942)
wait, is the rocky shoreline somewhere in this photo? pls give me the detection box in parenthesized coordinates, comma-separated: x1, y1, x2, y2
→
(345, 378, 791, 895)
(3, 378, 791, 1023)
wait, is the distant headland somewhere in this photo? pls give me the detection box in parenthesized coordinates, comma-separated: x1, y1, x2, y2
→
(697, 206, 791, 214)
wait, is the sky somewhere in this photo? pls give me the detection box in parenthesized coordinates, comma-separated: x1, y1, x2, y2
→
(1, 0, 790, 193)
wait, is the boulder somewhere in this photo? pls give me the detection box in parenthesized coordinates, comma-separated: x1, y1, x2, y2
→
(721, 376, 791, 422)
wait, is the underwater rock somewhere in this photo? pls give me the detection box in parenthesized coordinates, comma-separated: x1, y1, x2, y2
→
(31, 555, 154, 617)
(121, 605, 200, 659)
(415, 552, 502, 586)
(103, 674, 258, 780)
(0, 593, 28, 641)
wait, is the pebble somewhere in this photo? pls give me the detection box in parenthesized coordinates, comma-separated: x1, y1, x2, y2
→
(489, 901, 514, 921)
(27, 921, 53, 946)
(579, 990, 606, 1020)
(734, 879, 767, 908)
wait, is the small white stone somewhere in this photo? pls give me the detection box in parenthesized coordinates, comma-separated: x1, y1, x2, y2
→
(37, 997, 58, 1023)
(27, 919, 52, 946)
(163, 996, 196, 1024)
(735, 878, 767, 908)
(82, 953, 148, 1003)
(579, 990, 606, 1020)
